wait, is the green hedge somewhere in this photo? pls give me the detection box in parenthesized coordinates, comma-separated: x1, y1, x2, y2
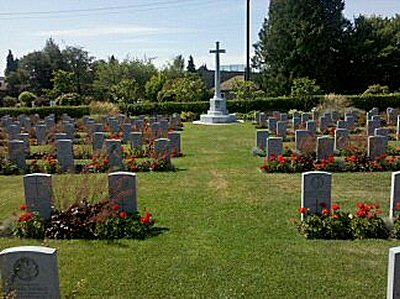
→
(0, 106, 90, 118)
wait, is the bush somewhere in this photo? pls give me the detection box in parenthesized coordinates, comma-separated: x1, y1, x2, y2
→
(295, 202, 389, 240)
(363, 84, 390, 95)
(0, 106, 90, 118)
(2, 96, 18, 107)
(55, 93, 82, 106)
(18, 91, 37, 107)
(89, 101, 119, 115)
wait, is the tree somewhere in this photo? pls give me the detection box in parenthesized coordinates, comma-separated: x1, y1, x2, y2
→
(253, 0, 348, 96)
(5, 50, 18, 75)
(163, 55, 185, 79)
(187, 55, 196, 73)
(290, 77, 321, 110)
(145, 73, 167, 101)
(62, 46, 94, 95)
(157, 75, 208, 102)
(43, 38, 66, 72)
(46, 70, 75, 99)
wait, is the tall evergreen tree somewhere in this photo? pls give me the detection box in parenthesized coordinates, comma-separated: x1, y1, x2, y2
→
(5, 50, 18, 75)
(187, 55, 196, 73)
(253, 0, 348, 96)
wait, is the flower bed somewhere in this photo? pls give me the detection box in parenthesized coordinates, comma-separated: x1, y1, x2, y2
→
(260, 153, 400, 173)
(293, 202, 394, 240)
(8, 202, 159, 240)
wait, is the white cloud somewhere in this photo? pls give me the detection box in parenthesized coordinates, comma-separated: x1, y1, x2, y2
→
(34, 25, 190, 38)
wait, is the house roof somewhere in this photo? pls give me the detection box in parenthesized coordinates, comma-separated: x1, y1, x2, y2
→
(220, 75, 244, 91)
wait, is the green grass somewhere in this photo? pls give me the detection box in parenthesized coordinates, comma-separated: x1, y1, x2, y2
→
(0, 122, 398, 298)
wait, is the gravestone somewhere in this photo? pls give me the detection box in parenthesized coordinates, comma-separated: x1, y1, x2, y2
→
(258, 113, 267, 127)
(316, 136, 334, 161)
(295, 130, 315, 153)
(160, 119, 169, 137)
(56, 139, 74, 172)
(23, 174, 54, 221)
(390, 172, 400, 219)
(266, 137, 283, 160)
(387, 246, 400, 299)
(367, 120, 379, 136)
(368, 135, 387, 160)
(256, 130, 269, 150)
(106, 139, 123, 171)
(268, 118, 277, 135)
(109, 118, 120, 134)
(301, 171, 332, 220)
(93, 123, 103, 133)
(280, 113, 288, 122)
(0, 246, 61, 299)
(54, 133, 67, 142)
(122, 123, 132, 144)
(312, 109, 319, 121)
(168, 132, 182, 155)
(301, 113, 310, 124)
(93, 132, 105, 152)
(151, 122, 160, 138)
(154, 138, 171, 163)
(337, 120, 348, 129)
(273, 111, 280, 120)
(44, 116, 55, 132)
(63, 122, 75, 140)
(292, 117, 301, 130)
(18, 133, 30, 155)
(334, 129, 349, 151)
(293, 111, 300, 118)
(388, 108, 397, 126)
(306, 120, 317, 135)
(397, 115, 400, 141)
(323, 112, 332, 125)
(36, 124, 47, 145)
(8, 140, 26, 170)
(331, 110, 340, 122)
(8, 124, 20, 140)
(319, 116, 329, 132)
(345, 114, 355, 129)
(130, 132, 143, 152)
(276, 121, 287, 138)
(375, 128, 390, 138)
(372, 115, 381, 127)
(108, 172, 137, 213)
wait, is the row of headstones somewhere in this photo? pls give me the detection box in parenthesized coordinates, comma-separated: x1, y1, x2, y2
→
(256, 130, 387, 160)
(24, 171, 139, 221)
(9, 134, 181, 172)
(83, 113, 182, 138)
(300, 171, 400, 220)
(0, 170, 143, 298)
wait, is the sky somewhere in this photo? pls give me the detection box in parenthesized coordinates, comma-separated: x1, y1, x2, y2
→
(0, 0, 400, 76)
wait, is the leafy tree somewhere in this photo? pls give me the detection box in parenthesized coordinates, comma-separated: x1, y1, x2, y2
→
(291, 77, 321, 110)
(157, 75, 208, 102)
(145, 73, 167, 101)
(46, 70, 76, 99)
(55, 92, 82, 106)
(62, 46, 94, 95)
(253, 0, 348, 96)
(43, 38, 66, 72)
(163, 55, 185, 79)
(18, 91, 37, 107)
(187, 55, 196, 73)
(111, 79, 140, 112)
(231, 79, 264, 100)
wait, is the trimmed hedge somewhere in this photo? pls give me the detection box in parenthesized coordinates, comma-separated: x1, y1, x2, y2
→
(348, 94, 400, 111)
(0, 106, 90, 118)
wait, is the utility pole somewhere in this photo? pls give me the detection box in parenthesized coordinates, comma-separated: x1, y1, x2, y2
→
(245, 0, 251, 81)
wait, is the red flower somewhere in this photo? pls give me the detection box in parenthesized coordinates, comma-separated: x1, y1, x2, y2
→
(356, 210, 366, 218)
(145, 212, 152, 219)
(112, 204, 120, 212)
(321, 208, 330, 216)
(18, 212, 33, 222)
(332, 204, 340, 211)
(357, 202, 365, 209)
(284, 145, 289, 150)
(119, 211, 127, 219)
(367, 212, 374, 219)
(396, 202, 400, 211)
(320, 202, 327, 208)
(372, 203, 380, 209)
(298, 207, 307, 214)
(20, 204, 28, 211)
(376, 209, 383, 215)
(333, 214, 340, 220)
(269, 154, 276, 162)
(140, 216, 151, 225)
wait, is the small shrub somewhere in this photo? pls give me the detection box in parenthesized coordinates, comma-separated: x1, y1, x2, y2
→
(18, 91, 37, 107)
(56, 93, 82, 106)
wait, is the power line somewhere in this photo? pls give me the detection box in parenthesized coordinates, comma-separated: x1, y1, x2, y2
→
(0, 0, 225, 17)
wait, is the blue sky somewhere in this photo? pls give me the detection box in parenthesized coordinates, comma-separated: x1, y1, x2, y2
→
(0, 0, 400, 76)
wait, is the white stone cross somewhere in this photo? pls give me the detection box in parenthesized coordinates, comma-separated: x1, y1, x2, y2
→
(210, 41, 226, 99)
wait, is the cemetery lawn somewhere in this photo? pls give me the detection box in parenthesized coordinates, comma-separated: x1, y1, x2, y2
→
(0, 122, 398, 298)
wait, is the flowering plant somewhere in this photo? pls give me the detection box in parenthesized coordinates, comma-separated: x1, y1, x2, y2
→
(13, 204, 45, 239)
(294, 202, 389, 240)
